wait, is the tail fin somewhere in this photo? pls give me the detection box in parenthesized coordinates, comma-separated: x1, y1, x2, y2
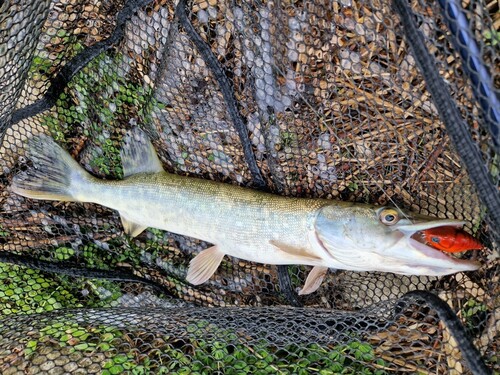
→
(11, 135, 92, 202)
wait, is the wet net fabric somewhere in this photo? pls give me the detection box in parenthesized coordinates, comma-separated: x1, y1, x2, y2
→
(0, 0, 498, 374)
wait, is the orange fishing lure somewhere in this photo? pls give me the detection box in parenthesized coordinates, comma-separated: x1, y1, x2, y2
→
(419, 226, 483, 253)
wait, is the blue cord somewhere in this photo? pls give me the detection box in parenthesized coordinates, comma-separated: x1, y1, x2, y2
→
(438, 0, 500, 148)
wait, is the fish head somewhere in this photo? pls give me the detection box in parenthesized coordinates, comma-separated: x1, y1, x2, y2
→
(312, 204, 480, 276)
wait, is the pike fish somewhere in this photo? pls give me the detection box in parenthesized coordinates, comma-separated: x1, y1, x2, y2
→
(11, 129, 480, 294)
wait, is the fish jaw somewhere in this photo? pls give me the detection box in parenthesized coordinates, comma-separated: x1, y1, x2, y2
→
(313, 205, 481, 276)
(396, 237, 481, 275)
(386, 218, 480, 274)
(395, 218, 466, 233)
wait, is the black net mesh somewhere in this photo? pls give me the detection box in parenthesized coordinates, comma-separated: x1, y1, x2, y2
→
(0, 0, 498, 373)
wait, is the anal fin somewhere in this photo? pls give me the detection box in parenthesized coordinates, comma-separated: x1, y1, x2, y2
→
(186, 246, 225, 285)
(120, 212, 147, 237)
(298, 266, 329, 295)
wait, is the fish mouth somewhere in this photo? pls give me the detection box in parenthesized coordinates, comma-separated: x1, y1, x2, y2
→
(393, 219, 480, 274)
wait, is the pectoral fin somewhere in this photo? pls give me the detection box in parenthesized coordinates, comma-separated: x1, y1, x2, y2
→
(298, 266, 329, 295)
(120, 212, 147, 237)
(269, 240, 322, 263)
(186, 246, 225, 285)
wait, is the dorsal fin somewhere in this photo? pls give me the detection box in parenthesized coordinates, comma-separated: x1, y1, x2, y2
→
(121, 128, 164, 177)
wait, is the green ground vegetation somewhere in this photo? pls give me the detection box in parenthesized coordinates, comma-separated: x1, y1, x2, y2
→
(14, 318, 388, 375)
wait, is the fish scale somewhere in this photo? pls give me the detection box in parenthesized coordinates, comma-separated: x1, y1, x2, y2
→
(89, 172, 331, 264)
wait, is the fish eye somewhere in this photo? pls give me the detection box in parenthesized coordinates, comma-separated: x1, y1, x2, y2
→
(379, 208, 400, 225)
(431, 237, 440, 243)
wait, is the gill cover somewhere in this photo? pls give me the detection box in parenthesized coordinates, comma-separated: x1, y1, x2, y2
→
(313, 204, 396, 270)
